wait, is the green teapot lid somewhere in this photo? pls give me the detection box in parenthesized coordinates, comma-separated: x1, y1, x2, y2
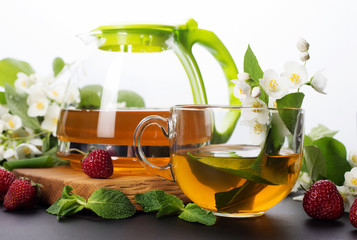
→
(91, 19, 198, 52)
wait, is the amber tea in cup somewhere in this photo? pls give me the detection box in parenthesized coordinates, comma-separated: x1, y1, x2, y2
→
(134, 105, 304, 217)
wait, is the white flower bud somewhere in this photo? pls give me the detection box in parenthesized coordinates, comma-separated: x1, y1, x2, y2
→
(237, 72, 250, 81)
(297, 37, 310, 52)
(299, 52, 310, 62)
(251, 86, 261, 98)
(311, 71, 327, 94)
(349, 149, 357, 167)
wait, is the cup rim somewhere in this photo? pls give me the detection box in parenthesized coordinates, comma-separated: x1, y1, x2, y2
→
(172, 104, 304, 111)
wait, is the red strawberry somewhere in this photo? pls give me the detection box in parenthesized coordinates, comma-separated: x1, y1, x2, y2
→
(302, 180, 344, 220)
(350, 198, 357, 227)
(81, 149, 113, 178)
(0, 167, 16, 201)
(3, 178, 40, 210)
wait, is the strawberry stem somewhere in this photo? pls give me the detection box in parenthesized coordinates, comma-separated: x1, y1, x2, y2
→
(68, 148, 87, 156)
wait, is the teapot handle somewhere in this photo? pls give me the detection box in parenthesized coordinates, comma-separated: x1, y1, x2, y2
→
(177, 19, 240, 143)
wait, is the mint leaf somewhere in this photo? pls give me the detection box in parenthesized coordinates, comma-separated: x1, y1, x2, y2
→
(303, 145, 327, 181)
(86, 188, 136, 219)
(135, 190, 184, 215)
(57, 199, 84, 217)
(308, 124, 338, 141)
(156, 205, 183, 218)
(135, 190, 214, 225)
(276, 92, 304, 134)
(47, 186, 136, 220)
(4, 83, 41, 130)
(47, 186, 86, 219)
(52, 57, 65, 77)
(312, 137, 351, 185)
(0, 58, 34, 86)
(178, 203, 216, 226)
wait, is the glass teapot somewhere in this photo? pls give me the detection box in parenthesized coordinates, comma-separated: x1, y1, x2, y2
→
(56, 19, 240, 175)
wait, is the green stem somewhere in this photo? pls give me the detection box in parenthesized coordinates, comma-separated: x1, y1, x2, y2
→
(3, 155, 53, 171)
(11, 130, 50, 141)
(68, 148, 87, 156)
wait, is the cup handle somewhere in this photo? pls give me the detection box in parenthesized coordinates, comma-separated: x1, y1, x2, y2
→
(133, 115, 174, 181)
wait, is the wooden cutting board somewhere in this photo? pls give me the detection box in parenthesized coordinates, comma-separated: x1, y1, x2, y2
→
(13, 166, 189, 210)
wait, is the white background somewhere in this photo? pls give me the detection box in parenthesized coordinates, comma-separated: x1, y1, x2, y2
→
(0, 0, 356, 151)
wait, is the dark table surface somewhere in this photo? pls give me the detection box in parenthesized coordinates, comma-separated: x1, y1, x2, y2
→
(0, 193, 356, 240)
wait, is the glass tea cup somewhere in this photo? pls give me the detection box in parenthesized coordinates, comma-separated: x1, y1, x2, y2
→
(133, 105, 304, 218)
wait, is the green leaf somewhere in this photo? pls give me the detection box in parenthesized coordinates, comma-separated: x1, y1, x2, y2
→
(78, 88, 102, 109)
(312, 137, 351, 185)
(215, 181, 265, 211)
(81, 84, 103, 97)
(135, 190, 184, 214)
(4, 83, 41, 130)
(117, 90, 145, 107)
(178, 203, 216, 226)
(187, 152, 279, 185)
(0, 58, 34, 86)
(276, 92, 304, 134)
(47, 198, 84, 218)
(52, 57, 65, 77)
(308, 124, 338, 141)
(61, 185, 86, 202)
(265, 113, 287, 155)
(46, 186, 86, 219)
(42, 133, 51, 153)
(156, 204, 183, 218)
(304, 135, 313, 146)
(86, 188, 136, 219)
(303, 145, 327, 181)
(243, 45, 268, 105)
(0, 92, 6, 104)
(243, 45, 264, 83)
(3, 155, 53, 171)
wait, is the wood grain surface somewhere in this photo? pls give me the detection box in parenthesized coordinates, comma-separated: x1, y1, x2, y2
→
(13, 166, 189, 210)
